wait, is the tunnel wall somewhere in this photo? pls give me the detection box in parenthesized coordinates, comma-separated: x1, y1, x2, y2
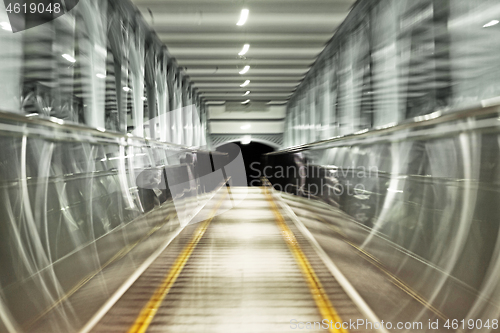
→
(0, 0, 207, 146)
(266, 105, 500, 323)
(284, 0, 500, 147)
(0, 0, 222, 331)
(271, 0, 500, 323)
(0, 111, 228, 332)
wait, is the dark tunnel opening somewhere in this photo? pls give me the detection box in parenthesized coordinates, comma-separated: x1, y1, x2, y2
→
(216, 141, 275, 187)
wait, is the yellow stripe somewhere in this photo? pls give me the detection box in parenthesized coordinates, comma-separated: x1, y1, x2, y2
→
(127, 192, 227, 333)
(265, 190, 348, 333)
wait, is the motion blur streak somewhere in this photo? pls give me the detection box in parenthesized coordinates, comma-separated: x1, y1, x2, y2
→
(264, 0, 500, 331)
(0, 0, 219, 330)
(265, 190, 347, 333)
(1, 0, 500, 332)
(127, 193, 227, 333)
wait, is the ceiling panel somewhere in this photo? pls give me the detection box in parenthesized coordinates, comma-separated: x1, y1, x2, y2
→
(131, 0, 354, 132)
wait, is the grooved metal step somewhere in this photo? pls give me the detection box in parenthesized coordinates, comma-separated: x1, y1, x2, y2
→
(92, 187, 374, 333)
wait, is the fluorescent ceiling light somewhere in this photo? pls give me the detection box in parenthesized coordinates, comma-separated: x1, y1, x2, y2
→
(236, 9, 249, 26)
(62, 54, 76, 63)
(0, 22, 12, 31)
(241, 124, 251, 130)
(242, 99, 250, 104)
(243, 91, 250, 96)
(240, 80, 250, 87)
(238, 44, 250, 56)
(96, 73, 106, 79)
(239, 65, 250, 74)
(483, 20, 499, 27)
(123, 87, 131, 92)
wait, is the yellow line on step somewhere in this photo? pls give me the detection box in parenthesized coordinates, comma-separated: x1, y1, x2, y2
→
(265, 190, 348, 333)
(127, 192, 227, 333)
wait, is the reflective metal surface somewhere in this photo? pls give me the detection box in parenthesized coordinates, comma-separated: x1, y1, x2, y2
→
(0, 0, 217, 330)
(93, 187, 374, 333)
(0, 111, 226, 332)
(268, 1, 500, 329)
(283, 0, 500, 148)
(1, 0, 500, 331)
(0, 0, 207, 147)
(266, 108, 500, 328)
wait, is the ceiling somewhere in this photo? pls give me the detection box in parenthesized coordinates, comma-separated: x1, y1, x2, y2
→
(131, 0, 356, 106)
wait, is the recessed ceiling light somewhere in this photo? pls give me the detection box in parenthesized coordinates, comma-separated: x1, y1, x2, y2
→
(239, 65, 250, 75)
(236, 9, 249, 26)
(123, 87, 132, 92)
(243, 91, 250, 96)
(240, 80, 250, 87)
(242, 99, 250, 104)
(96, 73, 106, 79)
(62, 54, 76, 63)
(483, 20, 499, 27)
(142, 97, 147, 101)
(238, 44, 250, 56)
